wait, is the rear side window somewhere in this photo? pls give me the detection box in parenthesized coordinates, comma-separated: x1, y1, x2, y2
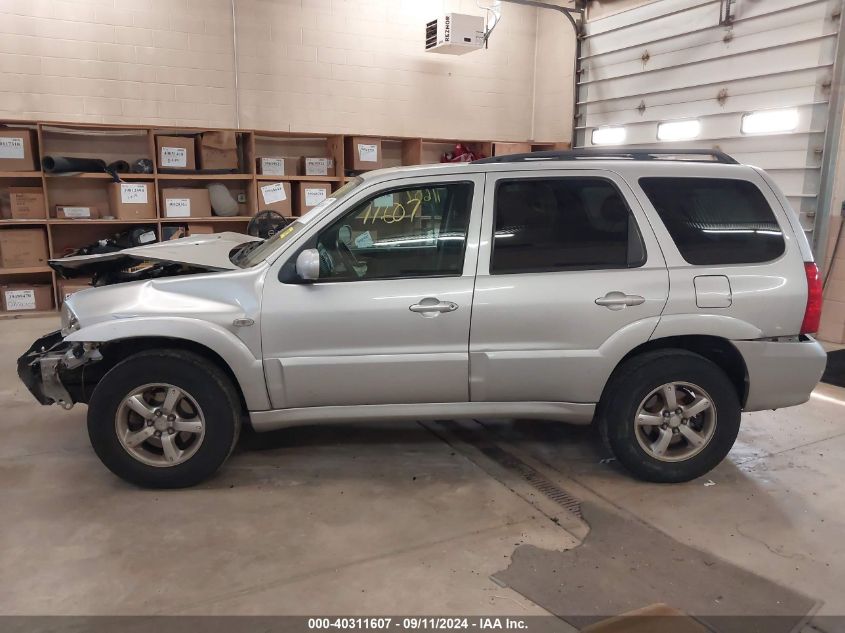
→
(491, 178, 646, 274)
(638, 177, 785, 265)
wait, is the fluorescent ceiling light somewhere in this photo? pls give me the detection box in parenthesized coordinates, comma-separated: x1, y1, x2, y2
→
(657, 119, 701, 141)
(742, 108, 799, 134)
(591, 127, 626, 145)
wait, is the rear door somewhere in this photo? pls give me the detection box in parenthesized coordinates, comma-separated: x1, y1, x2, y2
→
(469, 169, 669, 404)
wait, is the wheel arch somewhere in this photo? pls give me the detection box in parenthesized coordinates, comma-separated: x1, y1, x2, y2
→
(64, 318, 270, 411)
(601, 335, 749, 408)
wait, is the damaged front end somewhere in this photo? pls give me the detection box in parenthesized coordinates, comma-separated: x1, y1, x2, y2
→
(17, 330, 103, 409)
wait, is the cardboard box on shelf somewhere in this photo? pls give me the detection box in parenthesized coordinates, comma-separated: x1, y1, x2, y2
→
(298, 182, 331, 215)
(0, 228, 48, 268)
(0, 128, 37, 171)
(199, 131, 239, 170)
(108, 182, 156, 220)
(187, 224, 214, 236)
(493, 142, 532, 156)
(302, 157, 335, 177)
(55, 205, 100, 219)
(156, 135, 196, 170)
(345, 137, 382, 171)
(9, 187, 46, 219)
(258, 181, 292, 216)
(257, 157, 300, 176)
(57, 278, 92, 305)
(1, 283, 53, 312)
(160, 187, 212, 218)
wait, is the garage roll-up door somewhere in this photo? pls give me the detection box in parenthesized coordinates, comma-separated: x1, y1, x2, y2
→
(576, 0, 843, 248)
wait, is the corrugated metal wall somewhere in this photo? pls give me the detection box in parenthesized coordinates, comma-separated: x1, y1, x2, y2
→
(576, 0, 842, 241)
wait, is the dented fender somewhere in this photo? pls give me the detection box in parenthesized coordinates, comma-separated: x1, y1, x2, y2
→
(64, 316, 271, 410)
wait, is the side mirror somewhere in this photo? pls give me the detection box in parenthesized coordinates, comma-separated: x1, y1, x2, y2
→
(295, 249, 320, 281)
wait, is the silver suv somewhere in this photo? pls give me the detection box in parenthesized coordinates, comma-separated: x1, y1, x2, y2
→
(18, 149, 828, 488)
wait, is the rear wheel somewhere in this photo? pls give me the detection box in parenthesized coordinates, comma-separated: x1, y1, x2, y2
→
(87, 349, 241, 488)
(600, 350, 741, 483)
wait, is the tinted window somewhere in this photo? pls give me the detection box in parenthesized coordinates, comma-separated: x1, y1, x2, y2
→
(639, 177, 785, 265)
(314, 182, 473, 281)
(491, 178, 645, 274)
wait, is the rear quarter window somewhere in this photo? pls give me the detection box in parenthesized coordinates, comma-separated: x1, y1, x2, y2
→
(638, 177, 785, 265)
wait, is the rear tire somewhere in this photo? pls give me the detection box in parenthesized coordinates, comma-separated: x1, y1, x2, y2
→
(87, 349, 241, 488)
(600, 349, 741, 483)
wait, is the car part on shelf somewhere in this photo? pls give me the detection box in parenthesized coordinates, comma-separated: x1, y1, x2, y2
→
(206, 182, 239, 217)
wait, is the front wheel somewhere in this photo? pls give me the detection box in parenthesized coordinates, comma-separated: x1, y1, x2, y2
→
(87, 349, 241, 488)
(600, 350, 741, 483)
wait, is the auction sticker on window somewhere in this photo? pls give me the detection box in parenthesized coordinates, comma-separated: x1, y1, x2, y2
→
(4, 289, 36, 310)
(121, 183, 148, 204)
(160, 146, 187, 167)
(0, 137, 25, 159)
(261, 182, 287, 205)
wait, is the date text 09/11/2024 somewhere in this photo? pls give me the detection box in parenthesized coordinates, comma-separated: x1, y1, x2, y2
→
(307, 618, 529, 630)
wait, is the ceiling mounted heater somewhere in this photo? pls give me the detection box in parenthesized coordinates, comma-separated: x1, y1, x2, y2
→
(425, 13, 485, 55)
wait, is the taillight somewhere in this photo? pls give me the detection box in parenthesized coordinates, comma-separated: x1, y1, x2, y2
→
(801, 262, 822, 335)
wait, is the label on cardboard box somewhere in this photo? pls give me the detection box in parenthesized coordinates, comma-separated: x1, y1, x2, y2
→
(304, 188, 328, 207)
(261, 183, 287, 205)
(304, 158, 332, 176)
(5, 289, 35, 310)
(358, 144, 378, 163)
(121, 183, 148, 204)
(161, 146, 188, 168)
(165, 198, 191, 217)
(261, 158, 285, 176)
(0, 137, 25, 160)
(61, 207, 92, 218)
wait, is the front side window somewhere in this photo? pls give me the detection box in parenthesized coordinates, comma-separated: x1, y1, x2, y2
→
(314, 182, 474, 281)
(491, 177, 645, 274)
(638, 177, 785, 265)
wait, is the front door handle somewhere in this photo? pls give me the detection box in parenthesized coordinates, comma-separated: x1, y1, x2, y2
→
(595, 291, 646, 311)
(409, 297, 459, 315)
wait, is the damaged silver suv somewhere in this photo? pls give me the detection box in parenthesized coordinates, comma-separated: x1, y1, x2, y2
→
(18, 150, 827, 488)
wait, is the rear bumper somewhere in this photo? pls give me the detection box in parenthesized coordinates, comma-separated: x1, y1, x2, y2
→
(734, 337, 827, 411)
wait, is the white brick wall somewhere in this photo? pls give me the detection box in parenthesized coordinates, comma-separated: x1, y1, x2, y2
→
(0, 0, 237, 127)
(0, 0, 576, 142)
(532, 2, 576, 143)
(236, 0, 544, 140)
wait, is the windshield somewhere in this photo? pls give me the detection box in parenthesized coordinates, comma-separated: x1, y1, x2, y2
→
(233, 177, 363, 268)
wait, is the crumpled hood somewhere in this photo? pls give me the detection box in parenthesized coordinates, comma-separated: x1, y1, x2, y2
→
(49, 231, 261, 277)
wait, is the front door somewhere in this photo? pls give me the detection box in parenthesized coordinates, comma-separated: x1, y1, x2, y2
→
(260, 174, 484, 410)
(469, 170, 669, 404)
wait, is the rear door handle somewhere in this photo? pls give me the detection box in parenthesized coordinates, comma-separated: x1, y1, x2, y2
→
(409, 297, 459, 315)
(595, 291, 646, 311)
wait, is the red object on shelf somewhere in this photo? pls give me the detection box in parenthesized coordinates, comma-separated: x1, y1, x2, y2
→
(441, 143, 485, 163)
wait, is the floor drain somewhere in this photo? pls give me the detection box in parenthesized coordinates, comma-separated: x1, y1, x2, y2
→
(477, 443, 583, 519)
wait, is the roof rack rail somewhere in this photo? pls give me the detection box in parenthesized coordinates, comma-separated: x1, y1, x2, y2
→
(472, 148, 740, 165)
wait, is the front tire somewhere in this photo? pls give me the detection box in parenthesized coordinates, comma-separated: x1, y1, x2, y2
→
(87, 349, 241, 488)
(600, 350, 741, 483)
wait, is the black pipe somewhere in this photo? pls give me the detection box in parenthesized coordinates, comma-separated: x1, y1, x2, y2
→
(42, 156, 107, 173)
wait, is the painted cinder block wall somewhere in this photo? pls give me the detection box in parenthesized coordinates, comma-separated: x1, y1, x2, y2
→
(0, 0, 574, 142)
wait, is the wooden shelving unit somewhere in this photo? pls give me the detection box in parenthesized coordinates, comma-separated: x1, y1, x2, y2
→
(0, 118, 567, 317)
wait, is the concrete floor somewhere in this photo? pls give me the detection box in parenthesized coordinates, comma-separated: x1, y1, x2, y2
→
(2, 316, 844, 617)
